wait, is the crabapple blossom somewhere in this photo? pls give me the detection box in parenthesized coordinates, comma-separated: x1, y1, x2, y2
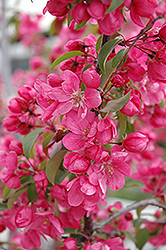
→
(0, 151, 21, 189)
(122, 132, 149, 153)
(2, 1, 166, 249)
(15, 206, 33, 228)
(82, 69, 101, 89)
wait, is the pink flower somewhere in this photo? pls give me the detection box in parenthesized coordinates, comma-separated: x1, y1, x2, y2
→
(63, 110, 97, 150)
(120, 90, 141, 117)
(147, 48, 166, 82)
(71, 2, 90, 24)
(91, 146, 132, 191)
(87, 0, 106, 20)
(20, 229, 41, 250)
(67, 175, 105, 210)
(64, 152, 91, 174)
(125, 0, 159, 27)
(15, 206, 33, 228)
(82, 69, 101, 89)
(159, 24, 166, 43)
(43, 0, 70, 17)
(0, 151, 21, 189)
(96, 117, 117, 145)
(111, 74, 125, 88)
(122, 132, 149, 153)
(34, 211, 64, 239)
(98, 9, 124, 35)
(34, 171, 49, 192)
(61, 238, 77, 250)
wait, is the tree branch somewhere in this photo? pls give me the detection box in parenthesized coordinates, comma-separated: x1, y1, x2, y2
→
(93, 198, 166, 231)
(102, 14, 162, 94)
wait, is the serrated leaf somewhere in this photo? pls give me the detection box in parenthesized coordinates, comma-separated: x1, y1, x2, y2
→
(98, 37, 123, 73)
(46, 149, 67, 185)
(106, 0, 124, 14)
(112, 48, 127, 68)
(0, 203, 8, 211)
(74, 21, 87, 30)
(136, 228, 150, 250)
(21, 176, 35, 185)
(101, 90, 131, 113)
(7, 187, 28, 210)
(27, 183, 37, 202)
(101, 60, 114, 88)
(96, 35, 102, 53)
(51, 51, 84, 69)
(23, 127, 45, 159)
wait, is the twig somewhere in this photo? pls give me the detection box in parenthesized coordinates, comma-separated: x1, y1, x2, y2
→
(102, 14, 162, 94)
(93, 198, 166, 230)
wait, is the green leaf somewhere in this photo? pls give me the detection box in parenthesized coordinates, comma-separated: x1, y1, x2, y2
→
(82, 64, 92, 73)
(100, 90, 131, 113)
(21, 176, 35, 185)
(96, 35, 102, 53)
(106, 0, 124, 14)
(74, 21, 87, 30)
(136, 206, 146, 219)
(122, 230, 137, 244)
(23, 127, 45, 159)
(7, 187, 28, 210)
(55, 171, 69, 184)
(101, 60, 114, 88)
(46, 149, 67, 185)
(98, 37, 123, 73)
(136, 228, 150, 250)
(112, 48, 127, 68)
(67, 9, 73, 27)
(27, 183, 37, 202)
(118, 111, 127, 138)
(158, 99, 165, 109)
(3, 186, 11, 200)
(42, 133, 54, 153)
(0, 203, 8, 211)
(51, 51, 84, 70)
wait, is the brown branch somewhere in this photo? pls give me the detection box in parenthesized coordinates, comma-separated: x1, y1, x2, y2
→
(93, 198, 166, 231)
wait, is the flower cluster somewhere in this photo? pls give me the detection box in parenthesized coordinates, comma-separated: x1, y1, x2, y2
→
(1, 0, 166, 249)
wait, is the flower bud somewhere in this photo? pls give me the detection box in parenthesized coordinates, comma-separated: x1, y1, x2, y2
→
(122, 132, 149, 153)
(111, 74, 125, 88)
(82, 69, 101, 88)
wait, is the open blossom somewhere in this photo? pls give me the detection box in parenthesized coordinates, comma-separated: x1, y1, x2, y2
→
(89, 146, 132, 191)
(67, 175, 106, 210)
(0, 151, 21, 189)
(20, 229, 41, 250)
(35, 70, 101, 121)
(63, 110, 117, 151)
(125, 0, 159, 27)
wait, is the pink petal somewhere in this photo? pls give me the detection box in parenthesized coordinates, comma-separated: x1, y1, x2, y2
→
(84, 88, 101, 108)
(63, 133, 85, 150)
